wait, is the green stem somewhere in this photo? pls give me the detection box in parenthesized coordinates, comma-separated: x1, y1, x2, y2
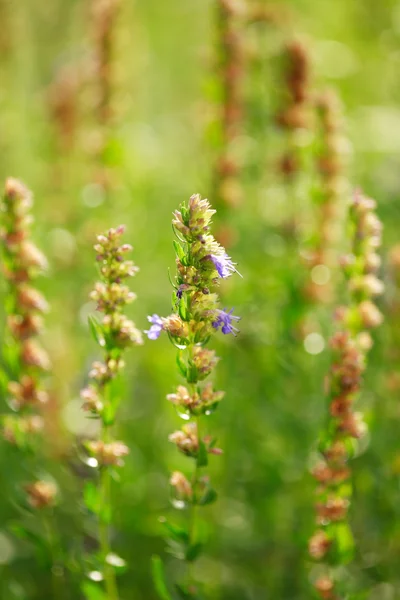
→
(186, 343, 201, 586)
(43, 513, 65, 600)
(99, 419, 119, 600)
(187, 414, 201, 588)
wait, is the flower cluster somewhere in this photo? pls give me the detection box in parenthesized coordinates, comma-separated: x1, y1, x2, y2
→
(146, 194, 240, 348)
(81, 225, 142, 420)
(309, 191, 383, 599)
(0, 178, 50, 459)
(148, 194, 240, 594)
(87, 439, 129, 467)
(276, 40, 311, 177)
(0, 178, 63, 599)
(25, 480, 57, 510)
(81, 225, 142, 597)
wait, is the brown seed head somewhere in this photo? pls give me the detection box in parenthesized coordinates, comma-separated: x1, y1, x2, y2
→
(25, 480, 57, 509)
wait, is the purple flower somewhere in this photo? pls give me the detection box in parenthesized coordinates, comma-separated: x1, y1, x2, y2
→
(145, 314, 164, 340)
(210, 253, 240, 279)
(212, 308, 240, 336)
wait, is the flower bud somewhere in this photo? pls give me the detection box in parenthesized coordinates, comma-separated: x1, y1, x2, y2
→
(25, 480, 57, 509)
(17, 286, 49, 313)
(339, 411, 366, 439)
(19, 241, 48, 270)
(170, 471, 192, 500)
(21, 340, 51, 371)
(314, 577, 335, 600)
(350, 274, 384, 297)
(8, 314, 43, 340)
(364, 252, 381, 273)
(358, 300, 383, 329)
(324, 440, 347, 463)
(192, 346, 219, 378)
(164, 315, 190, 339)
(167, 386, 196, 409)
(8, 375, 48, 408)
(316, 496, 348, 523)
(87, 440, 129, 466)
(3, 415, 44, 445)
(81, 387, 103, 413)
(169, 422, 199, 456)
(308, 530, 331, 560)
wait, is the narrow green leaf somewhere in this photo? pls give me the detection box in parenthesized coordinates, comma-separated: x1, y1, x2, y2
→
(335, 522, 355, 564)
(82, 581, 107, 600)
(197, 441, 208, 468)
(198, 487, 217, 506)
(102, 401, 116, 426)
(99, 503, 112, 525)
(83, 481, 101, 515)
(9, 523, 48, 565)
(152, 555, 173, 600)
(176, 352, 187, 378)
(185, 542, 204, 562)
(178, 297, 188, 321)
(0, 366, 9, 395)
(173, 240, 186, 261)
(160, 518, 189, 544)
(88, 315, 105, 347)
(2, 343, 19, 376)
(186, 362, 198, 384)
(9, 523, 46, 549)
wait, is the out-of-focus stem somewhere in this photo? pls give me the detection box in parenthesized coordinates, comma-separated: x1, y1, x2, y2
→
(43, 514, 65, 600)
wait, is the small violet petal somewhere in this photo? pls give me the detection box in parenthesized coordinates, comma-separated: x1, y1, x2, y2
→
(212, 308, 240, 336)
(144, 314, 164, 340)
(210, 253, 240, 279)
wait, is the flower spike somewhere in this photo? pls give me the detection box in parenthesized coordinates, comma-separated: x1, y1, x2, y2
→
(149, 194, 241, 596)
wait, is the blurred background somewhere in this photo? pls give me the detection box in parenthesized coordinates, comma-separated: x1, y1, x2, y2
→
(1, 0, 400, 598)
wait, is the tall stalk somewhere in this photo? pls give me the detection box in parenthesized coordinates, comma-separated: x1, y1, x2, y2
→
(0, 178, 61, 596)
(146, 194, 241, 597)
(212, 0, 245, 244)
(308, 190, 384, 599)
(90, 0, 121, 192)
(304, 89, 347, 307)
(81, 225, 142, 599)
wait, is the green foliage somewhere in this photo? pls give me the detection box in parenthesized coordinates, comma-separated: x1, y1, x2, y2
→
(0, 0, 399, 599)
(152, 555, 173, 600)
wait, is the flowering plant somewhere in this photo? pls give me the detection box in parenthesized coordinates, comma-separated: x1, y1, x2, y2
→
(148, 194, 241, 598)
(81, 225, 142, 600)
(309, 190, 383, 599)
(0, 178, 61, 592)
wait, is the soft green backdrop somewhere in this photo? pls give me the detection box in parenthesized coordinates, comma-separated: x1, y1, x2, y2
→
(0, 0, 400, 598)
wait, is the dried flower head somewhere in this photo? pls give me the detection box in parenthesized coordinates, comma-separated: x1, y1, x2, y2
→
(87, 440, 129, 467)
(1, 178, 52, 487)
(170, 471, 193, 500)
(308, 530, 331, 560)
(25, 481, 57, 510)
(308, 190, 383, 596)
